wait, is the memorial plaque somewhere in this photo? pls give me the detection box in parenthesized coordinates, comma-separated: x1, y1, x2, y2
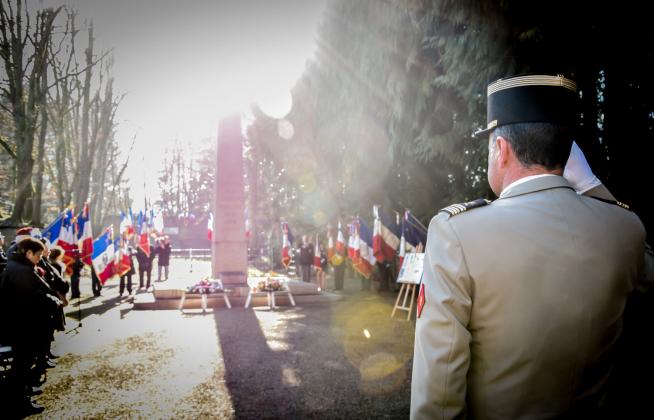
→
(212, 115, 248, 290)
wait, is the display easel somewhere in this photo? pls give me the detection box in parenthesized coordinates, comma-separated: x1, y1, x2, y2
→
(391, 253, 424, 321)
(391, 282, 417, 320)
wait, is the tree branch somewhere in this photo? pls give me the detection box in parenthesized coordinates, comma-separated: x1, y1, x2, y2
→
(0, 135, 16, 159)
(47, 48, 112, 90)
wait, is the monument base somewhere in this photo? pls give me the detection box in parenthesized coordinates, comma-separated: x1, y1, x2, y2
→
(219, 271, 249, 296)
(220, 271, 247, 284)
(133, 278, 337, 310)
(225, 285, 251, 297)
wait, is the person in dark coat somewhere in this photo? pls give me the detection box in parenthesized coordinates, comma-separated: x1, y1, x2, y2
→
(48, 246, 67, 278)
(298, 235, 313, 283)
(119, 246, 136, 296)
(91, 265, 102, 297)
(0, 237, 61, 416)
(37, 240, 69, 365)
(70, 251, 83, 299)
(136, 245, 152, 290)
(39, 241, 70, 320)
(157, 237, 171, 281)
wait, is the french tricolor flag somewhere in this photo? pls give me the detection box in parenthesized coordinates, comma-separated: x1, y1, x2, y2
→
(92, 228, 116, 285)
(335, 222, 345, 256)
(76, 203, 94, 266)
(327, 226, 335, 262)
(281, 222, 292, 268)
(399, 210, 427, 268)
(372, 205, 401, 263)
(42, 212, 64, 244)
(43, 209, 76, 275)
(355, 219, 375, 279)
(120, 210, 135, 239)
(58, 208, 78, 273)
(313, 234, 322, 270)
(114, 236, 132, 277)
(207, 212, 214, 240)
(347, 222, 358, 261)
(402, 210, 427, 252)
(136, 211, 151, 257)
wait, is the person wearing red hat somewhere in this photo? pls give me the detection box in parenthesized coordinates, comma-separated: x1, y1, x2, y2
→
(14, 226, 33, 243)
(4, 226, 33, 260)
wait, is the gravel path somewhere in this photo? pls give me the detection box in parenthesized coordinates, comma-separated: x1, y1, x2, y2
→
(31, 261, 415, 419)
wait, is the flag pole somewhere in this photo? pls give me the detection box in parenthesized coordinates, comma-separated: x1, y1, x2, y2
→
(66, 295, 83, 334)
(77, 295, 82, 327)
(406, 210, 429, 233)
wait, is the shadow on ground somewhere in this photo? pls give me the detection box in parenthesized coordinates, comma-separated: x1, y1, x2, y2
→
(214, 289, 413, 419)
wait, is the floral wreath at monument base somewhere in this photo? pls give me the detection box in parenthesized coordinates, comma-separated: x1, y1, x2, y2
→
(186, 277, 224, 294)
(255, 277, 284, 292)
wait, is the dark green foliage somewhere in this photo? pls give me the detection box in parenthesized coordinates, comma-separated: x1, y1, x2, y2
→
(246, 0, 653, 239)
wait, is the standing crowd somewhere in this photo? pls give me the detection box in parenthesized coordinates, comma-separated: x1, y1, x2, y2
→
(294, 234, 393, 293)
(0, 228, 69, 416)
(117, 236, 172, 298)
(0, 227, 172, 417)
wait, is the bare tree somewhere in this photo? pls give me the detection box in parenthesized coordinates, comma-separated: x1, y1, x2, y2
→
(73, 21, 93, 211)
(0, 0, 61, 225)
(46, 7, 80, 210)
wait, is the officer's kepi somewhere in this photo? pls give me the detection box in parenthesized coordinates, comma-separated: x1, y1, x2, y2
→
(472, 74, 578, 138)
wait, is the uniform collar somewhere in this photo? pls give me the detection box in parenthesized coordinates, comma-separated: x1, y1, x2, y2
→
(498, 174, 574, 199)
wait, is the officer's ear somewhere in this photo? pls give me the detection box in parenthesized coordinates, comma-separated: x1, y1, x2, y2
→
(494, 135, 513, 168)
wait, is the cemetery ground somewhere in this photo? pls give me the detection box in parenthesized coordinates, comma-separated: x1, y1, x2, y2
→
(32, 259, 415, 419)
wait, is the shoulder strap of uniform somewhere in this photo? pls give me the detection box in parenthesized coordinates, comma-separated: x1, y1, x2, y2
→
(588, 196, 631, 211)
(439, 198, 491, 217)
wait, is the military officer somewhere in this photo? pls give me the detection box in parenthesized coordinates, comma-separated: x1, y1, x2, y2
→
(411, 74, 654, 419)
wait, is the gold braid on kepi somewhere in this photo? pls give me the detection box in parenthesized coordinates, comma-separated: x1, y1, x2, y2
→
(439, 199, 491, 217)
(473, 74, 579, 139)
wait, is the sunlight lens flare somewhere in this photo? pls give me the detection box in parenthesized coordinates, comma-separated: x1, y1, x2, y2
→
(256, 89, 293, 119)
(277, 119, 295, 139)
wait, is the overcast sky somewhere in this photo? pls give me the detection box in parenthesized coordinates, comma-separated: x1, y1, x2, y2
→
(37, 0, 326, 209)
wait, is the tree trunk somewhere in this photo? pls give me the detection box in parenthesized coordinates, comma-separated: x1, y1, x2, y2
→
(10, 124, 35, 223)
(74, 23, 94, 211)
(32, 65, 49, 226)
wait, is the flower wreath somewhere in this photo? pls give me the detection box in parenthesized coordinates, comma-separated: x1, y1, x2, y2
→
(186, 277, 224, 294)
(256, 277, 283, 292)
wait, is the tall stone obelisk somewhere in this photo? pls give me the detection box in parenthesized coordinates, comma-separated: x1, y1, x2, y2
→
(212, 115, 249, 294)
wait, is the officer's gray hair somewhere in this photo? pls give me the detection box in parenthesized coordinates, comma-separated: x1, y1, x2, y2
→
(491, 122, 573, 170)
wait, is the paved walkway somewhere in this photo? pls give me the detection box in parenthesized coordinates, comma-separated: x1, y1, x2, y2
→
(31, 259, 414, 419)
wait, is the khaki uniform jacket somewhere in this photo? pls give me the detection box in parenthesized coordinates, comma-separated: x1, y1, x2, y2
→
(411, 176, 651, 419)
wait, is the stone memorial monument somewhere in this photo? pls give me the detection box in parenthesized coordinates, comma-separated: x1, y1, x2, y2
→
(212, 114, 249, 295)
